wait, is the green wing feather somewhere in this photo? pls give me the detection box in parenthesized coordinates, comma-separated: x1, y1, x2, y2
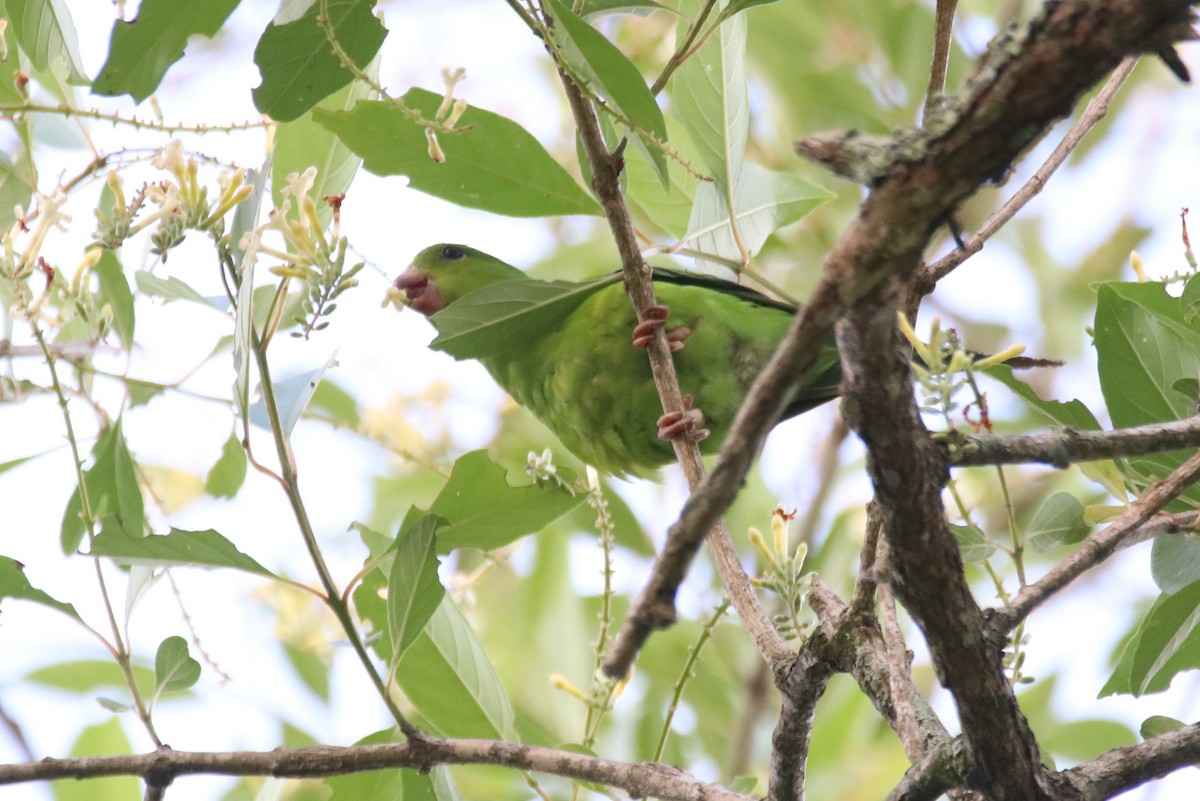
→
(408, 245, 840, 477)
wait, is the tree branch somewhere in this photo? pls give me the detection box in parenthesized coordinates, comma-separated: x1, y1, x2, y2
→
(1060, 721, 1200, 800)
(554, 66, 789, 676)
(990, 451, 1200, 636)
(953, 414, 1200, 467)
(915, 57, 1139, 296)
(599, 0, 1198, 694)
(0, 740, 753, 801)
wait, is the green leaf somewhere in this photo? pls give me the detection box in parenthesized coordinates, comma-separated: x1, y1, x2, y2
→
(154, 635, 201, 694)
(248, 352, 337, 436)
(1095, 281, 1200, 503)
(545, 0, 668, 174)
(1140, 716, 1192, 749)
(949, 523, 994, 563)
(252, 0, 387, 122)
(314, 92, 601, 217)
(684, 163, 830, 261)
(387, 515, 445, 664)
(672, 2, 747, 187)
(54, 719, 136, 801)
(429, 274, 620, 360)
(90, 526, 278, 578)
(0, 152, 36, 234)
(6, 0, 88, 84)
(1124, 580, 1200, 696)
(1180, 273, 1200, 323)
(94, 250, 135, 349)
(27, 660, 155, 697)
(282, 642, 330, 702)
(725, 0, 780, 14)
(1152, 534, 1200, 595)
(272, 67, 374, 231)
(1026, 492, 1090, 551)
(394, 597, 516, 739)
(310, 378, 361, 428)
(580, 0, 671, 17)
(0, 555, 80, 620)
(625, 117, 699, 237)
(984, 364, 1101, 430)
(205, 432, 248, 499)
(326, 730, 461, 801)
(92, 0, 241, 102)
(430, 450, 589, 552)
(60, 420, 144, 553)
(134, 271, 224, 309)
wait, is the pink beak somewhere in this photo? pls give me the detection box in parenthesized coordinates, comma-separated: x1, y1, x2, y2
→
(393, 266, 445, 315)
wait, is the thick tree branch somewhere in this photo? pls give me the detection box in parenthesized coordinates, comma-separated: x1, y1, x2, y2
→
(1060, 721, 1200, 800)
(953, 414, 1200, 467)
(600, 0, 1197, 693)
(0, 740, 753, 801)
(990, 452, 1200, 636)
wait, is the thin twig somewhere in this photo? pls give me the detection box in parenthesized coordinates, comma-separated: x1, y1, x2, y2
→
(0, 740, 755, 801)
(924, 0, 960, 121)
(953, 413, 1200, 467)
(915, 57, 1139, 297)
(992, 450, 1200, 635)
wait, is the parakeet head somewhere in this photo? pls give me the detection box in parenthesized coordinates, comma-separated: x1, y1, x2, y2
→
(394, 243, 526, 315)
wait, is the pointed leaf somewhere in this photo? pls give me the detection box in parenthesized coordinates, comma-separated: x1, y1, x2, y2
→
(545, 0, 667, 161)
(672, 3, 747, 186)
(684, 163, 830, 261)
(252, 0, 386, 122)
(7, 0, 88, 84)
(205, 432, 248, 499)
(248, 352, 337, 436)
(94, 250, 135, 349)
(387, 515, 445, 664)
(135, 271, 224, 309)
(93, 0, 241, 102)
(431, 450, 588, 552)
(272, 68, 374, 231)
(0, 555, 80, 620)
(314, 92, 601, 217)
(90, 526, 278, 578)
(1129, 579, 1200, 696)
(429, 274, 621, 360)
(394, 597, 516, 738)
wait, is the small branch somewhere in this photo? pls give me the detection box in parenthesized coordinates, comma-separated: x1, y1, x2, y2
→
(554, 47, 788, 676)
(0, 103, 267, 134)
(924, 0, 960, 121)
(769, 652, 832, 801)
(806, 578, 952, 758)
(1061, 721, 1200, 800)
(990, 451, 1200, 636)
(878, 576, 927, 763)
(915, 57, 1138, 296)
(0, 740, 754, 801)
(953, 414, 1200, 467)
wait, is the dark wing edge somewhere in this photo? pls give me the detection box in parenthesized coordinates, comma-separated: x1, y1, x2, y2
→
(647, 267, 799, 314)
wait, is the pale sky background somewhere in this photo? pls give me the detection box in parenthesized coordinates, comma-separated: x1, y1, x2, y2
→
(1, 1, 1199, 800)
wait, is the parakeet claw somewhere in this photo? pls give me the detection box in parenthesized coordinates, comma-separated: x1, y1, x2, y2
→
(657, 394, 710, 442)
(633, 305, 692, 352)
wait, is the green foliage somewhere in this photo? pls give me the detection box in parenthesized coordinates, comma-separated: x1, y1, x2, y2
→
(92, 0, 241, 101)
(252, 0, 387, 122)
(0, 1, 1197, 799)
(314, 91, 603, 217)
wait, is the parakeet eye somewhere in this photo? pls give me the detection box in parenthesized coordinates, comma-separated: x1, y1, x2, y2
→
(442, 246, 466, 261)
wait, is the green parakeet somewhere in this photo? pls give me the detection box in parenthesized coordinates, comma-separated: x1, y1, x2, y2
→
(392, 244, 841, 477)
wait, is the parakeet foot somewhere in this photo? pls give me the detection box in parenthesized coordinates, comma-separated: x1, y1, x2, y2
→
(657, 394, 710, 442)
(632, 305, 692, 352)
